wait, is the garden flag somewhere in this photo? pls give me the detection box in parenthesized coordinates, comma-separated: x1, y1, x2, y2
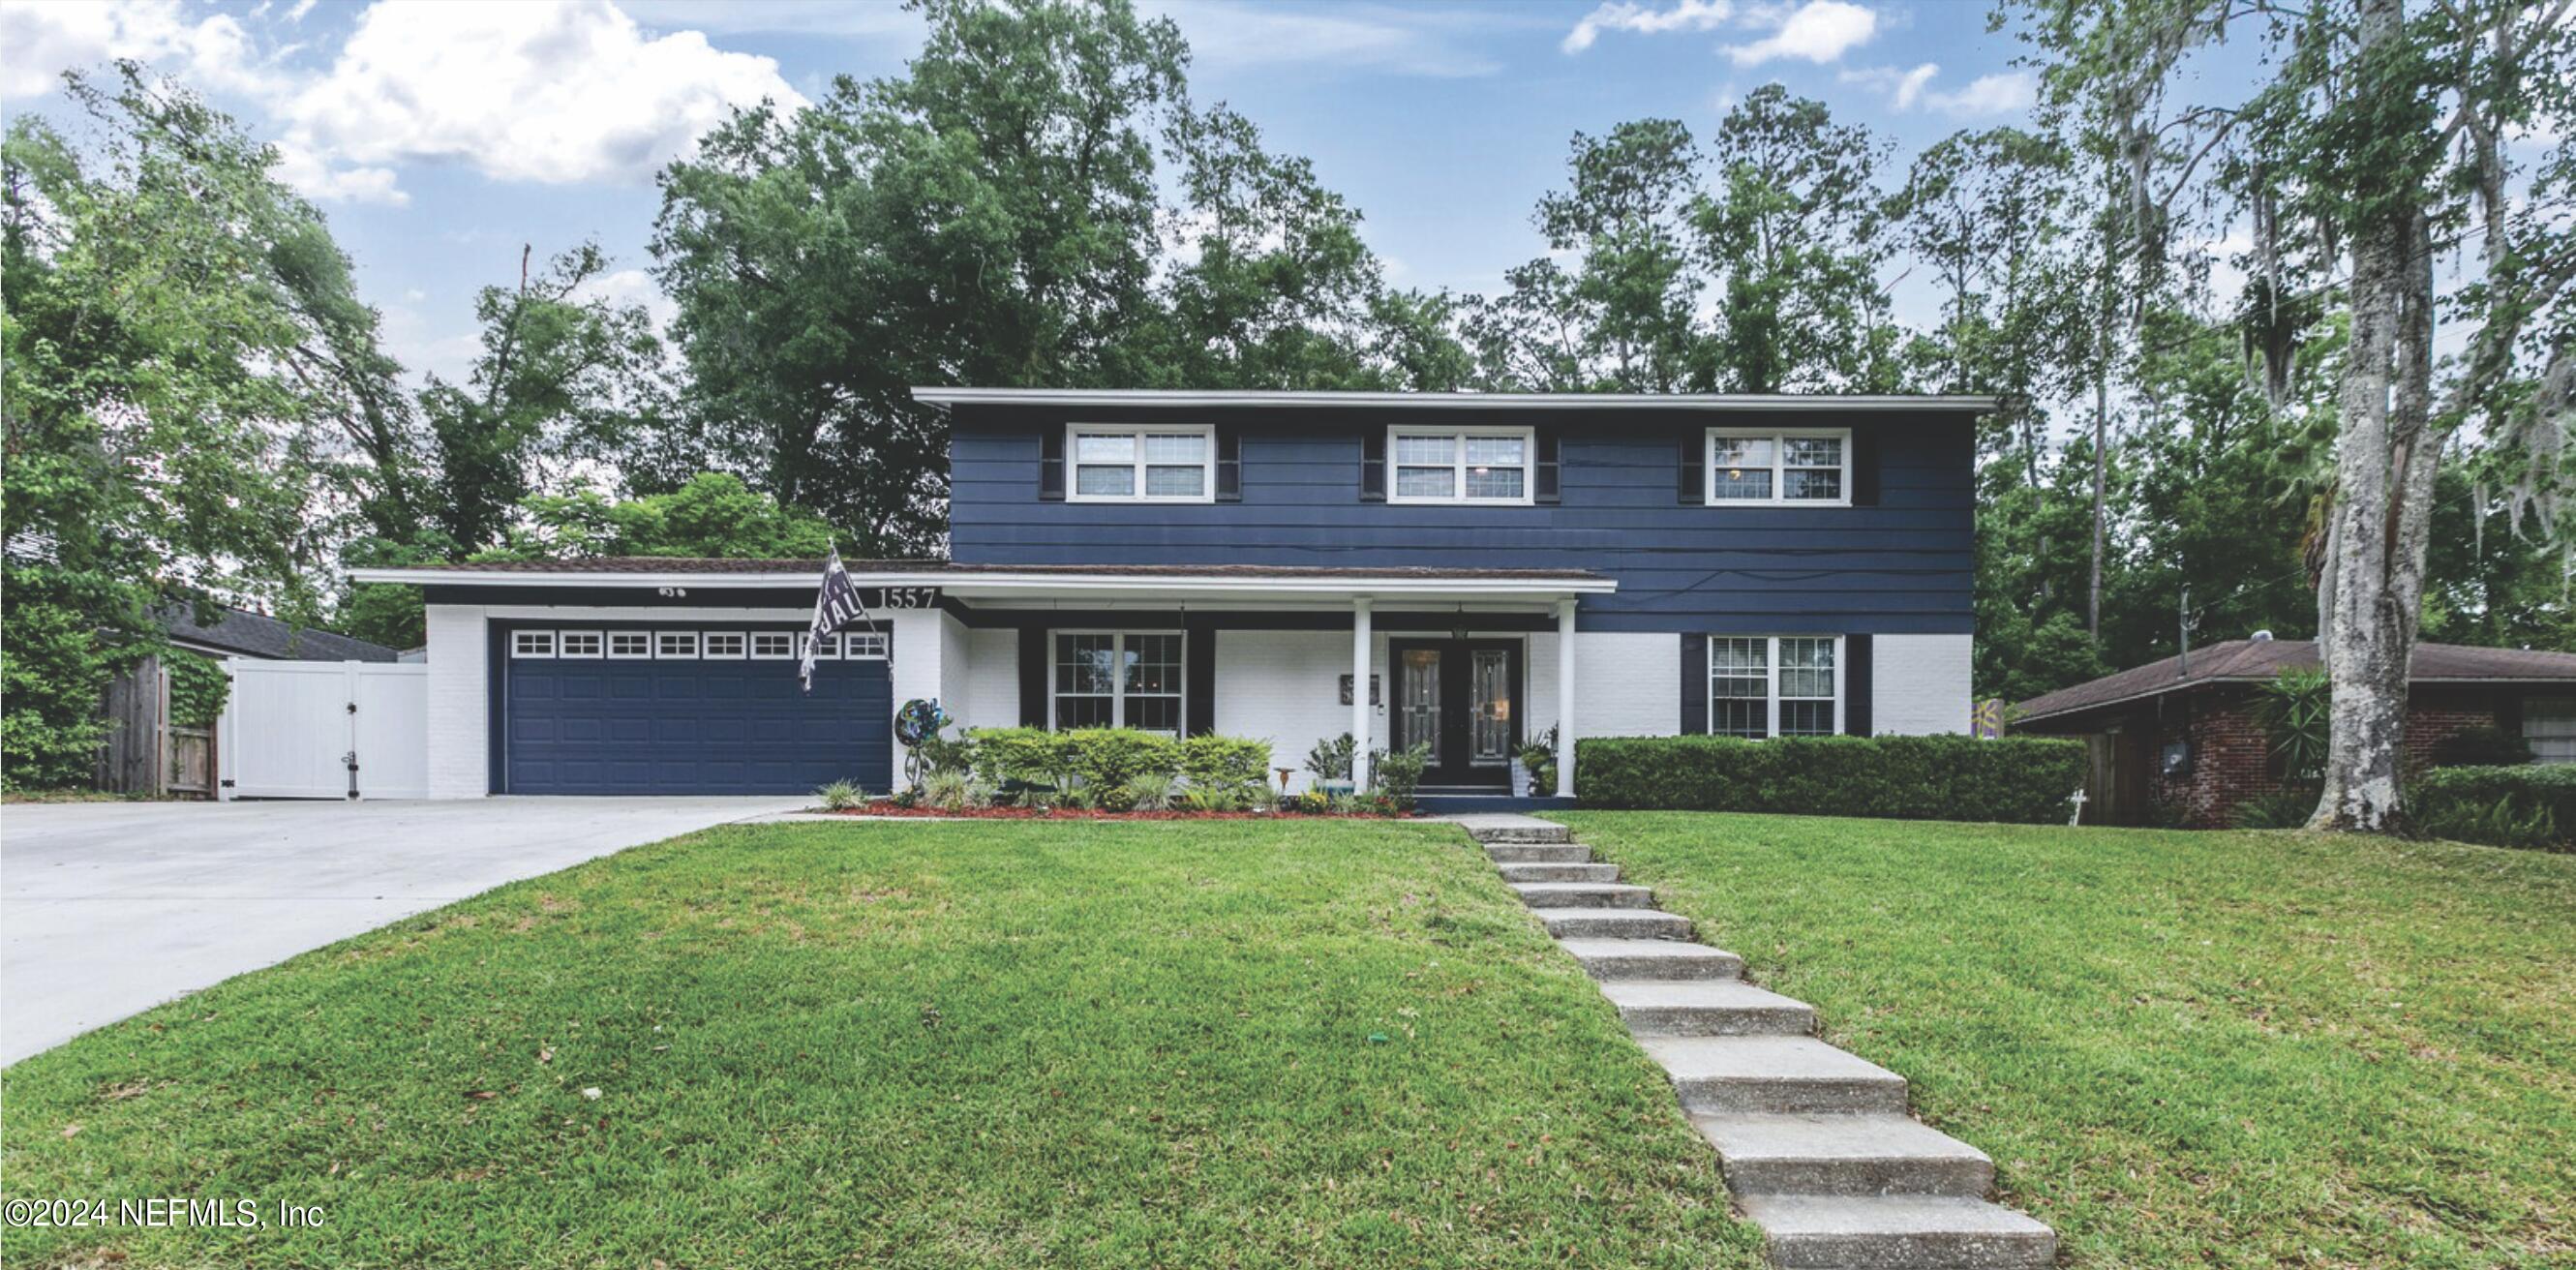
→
(802, 548, 876, 693)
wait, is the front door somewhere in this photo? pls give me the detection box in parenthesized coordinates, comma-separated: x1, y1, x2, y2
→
(1390, 640, 1522, 788)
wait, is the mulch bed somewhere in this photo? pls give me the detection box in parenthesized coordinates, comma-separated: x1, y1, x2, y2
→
(832, 801, 1415, 820)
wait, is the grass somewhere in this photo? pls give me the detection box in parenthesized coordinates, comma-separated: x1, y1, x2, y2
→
(0, 820, 1760, 1269)
(1559, 811, 2576, 1270)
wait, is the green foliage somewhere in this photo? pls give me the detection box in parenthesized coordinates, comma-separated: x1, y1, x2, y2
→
(1178, 734, 1271, 798)
(2230, 786, 2322, 831)
(0, 593, 130, 790)
(1367, 741, 1431, 808)
(490, 472, 836, 561)
(2250, 667, 2332, 786)
(1576, 735, 2088, 825)
(815, 780, 864, 811)
(2412, 766, 2575, 852)
(1062, 729, 1180, 791)
(1178, 785, 1244, 813)
(1304, 733, 1355, 784)
(163, 652, 229, 728)
(1119, 772, 1177, 812)
(2430, 726, 2535, 769)
(914, 734, 978, 780)
(921, 770, 977, 813)
(967, 727, 1076, 794)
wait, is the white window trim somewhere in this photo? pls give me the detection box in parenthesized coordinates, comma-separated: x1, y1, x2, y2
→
(702, 631, 748, 659)
(1386, 424, 1537, 506)
(749, 631, 799, 660)
(606, 631, 653, 660)
(1706, 427, 1853, 507)
(654, 631, 700, 659)
(1065, 423, 1217, 503)
(1707, 635, 1844, 739)
(510, 630, 556, 658)
(558, 629, 604, 658)
(1049, 629, 1187, 733)
(844, 629, 890, 660)
(805, 632, 839, 661)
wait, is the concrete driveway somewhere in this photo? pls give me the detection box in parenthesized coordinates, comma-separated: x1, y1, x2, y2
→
(0, 797, 803, 1066)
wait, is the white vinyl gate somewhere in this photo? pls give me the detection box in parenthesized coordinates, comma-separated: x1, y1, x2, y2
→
(219, 661, 430, 800)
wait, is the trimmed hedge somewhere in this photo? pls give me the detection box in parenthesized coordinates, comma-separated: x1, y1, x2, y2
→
(2414, 764, 2575, 851)
(1576, 734, 2088, 825)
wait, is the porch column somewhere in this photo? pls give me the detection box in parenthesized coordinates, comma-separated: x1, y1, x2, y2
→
(1351, 598, 1373, 792)
(1555, 599, 1577, 798)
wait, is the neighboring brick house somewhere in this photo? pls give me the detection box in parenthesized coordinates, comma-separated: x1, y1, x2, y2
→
(2013, 637, 2576, 828)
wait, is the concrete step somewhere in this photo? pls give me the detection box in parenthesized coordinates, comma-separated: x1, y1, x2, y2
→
(1498, 862, 1622, 884)
(1532, 908, 1695, 940)
(1694, 1113, 1994, 1197)
(1486, 842, 1592, 863)
(1601, 980, 1815, 1037)
(1737, 1194, 2055, 1269)
(1559, 938, 1743, 982)
(1465, 822, 1570, 844)
(1639, 1036, 1909, 1115)
(1511, 882, 1652, 910)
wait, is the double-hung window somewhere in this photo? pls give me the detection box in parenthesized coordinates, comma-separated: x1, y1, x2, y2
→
(1389, 426, 1532, 504)
(1069, 424, 1214, 501)
(1708, 635, 1841, 738)
(2528, 697, 2576, 764)
(1054, 632, 1184, 735)
(1707, 428, 1850, 505)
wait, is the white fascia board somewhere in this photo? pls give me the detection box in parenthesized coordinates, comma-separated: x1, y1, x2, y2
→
(347, 567, 1617, 599)
(910, 387, 2001, 412)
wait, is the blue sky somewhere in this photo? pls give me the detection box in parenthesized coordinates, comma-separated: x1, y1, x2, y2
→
(0, 0, 2051, 387)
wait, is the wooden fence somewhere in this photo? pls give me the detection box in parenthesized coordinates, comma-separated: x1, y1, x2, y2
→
(95, 653, 218, 798)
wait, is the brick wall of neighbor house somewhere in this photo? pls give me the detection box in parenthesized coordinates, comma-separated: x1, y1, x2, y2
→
(2145, 686, 2504, 828)
(2401, 687, 2503, 771)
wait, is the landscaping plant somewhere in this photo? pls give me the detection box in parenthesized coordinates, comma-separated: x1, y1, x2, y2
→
(1576, 735, 2085, 824)
(815, 780, 864, 812)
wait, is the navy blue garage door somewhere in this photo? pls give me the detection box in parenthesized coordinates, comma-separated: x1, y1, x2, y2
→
(500, 625, 892, 795)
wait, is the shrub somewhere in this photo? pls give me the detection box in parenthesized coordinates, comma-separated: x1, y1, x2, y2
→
(922, 769, 978, 812)
(2431, 725, 2535, 768)
(815, 779, 864, 811)
(1576, 734, 2088, 825)
(2231, 785, 2319, 830)
(2413, 764, 2574, 851)
(1120, 772, 1177, 812)
(1180, 734, 1272, 798)
(2249, 667, 2330, 785)
(1305, 733, 1355, 785)
(1280, 791, 1332, 815)
(1064, 729, 1181, 790)
(968, 727, 1076, 794)
(164, 652, 230, 728)
(1180, 785, 1242, 813)
(1368, 741, 1431, 808)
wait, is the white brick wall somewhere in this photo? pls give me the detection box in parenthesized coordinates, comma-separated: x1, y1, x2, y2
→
(1212, 629, 1388, 791)
(888, 608, 946, 726)
(1528, 632, 1681, 740)
(423, 604, 489, 798)
(956, 628, 1019, 728)
(1873, 633, 1973, 735)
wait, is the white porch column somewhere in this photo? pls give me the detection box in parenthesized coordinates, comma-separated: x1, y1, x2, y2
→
(1351, 598, 1373, 791)
(1555, 599, 1577, 798)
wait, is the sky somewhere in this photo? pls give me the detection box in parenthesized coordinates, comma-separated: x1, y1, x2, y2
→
(0, 0, 2057, 388)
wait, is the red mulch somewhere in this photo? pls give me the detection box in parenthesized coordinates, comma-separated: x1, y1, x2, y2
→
(832, 801, 1414, 820)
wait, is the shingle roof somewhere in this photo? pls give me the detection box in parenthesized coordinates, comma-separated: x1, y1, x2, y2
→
(160, 604, 402, 663)
(387, 558, 1606, 581)
(2015, 638, 2576, 725)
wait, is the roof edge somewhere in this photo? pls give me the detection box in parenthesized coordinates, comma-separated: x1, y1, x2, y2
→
(909, 387, 2003, 412)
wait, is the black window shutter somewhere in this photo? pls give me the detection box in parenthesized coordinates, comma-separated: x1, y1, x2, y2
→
(1018, 627, 1050, 727)
(1534, 429, 1561, 504)
(1215, 427, 1242, 502)
(1677, 436, 1704, 504)
(1360, 430, 1386, 501)
(1843, 634, 1873, 736)
(1039, 430, 1066, 501)
(1850, 428, 1879, 506)
(1185, 627, 1216, 736)
(1679, 634, 1708, 736)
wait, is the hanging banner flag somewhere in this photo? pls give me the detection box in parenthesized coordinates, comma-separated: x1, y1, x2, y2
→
(802, 548, 878, 693)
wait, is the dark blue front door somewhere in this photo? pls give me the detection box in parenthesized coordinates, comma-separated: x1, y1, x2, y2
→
(502, 633, 891, 795)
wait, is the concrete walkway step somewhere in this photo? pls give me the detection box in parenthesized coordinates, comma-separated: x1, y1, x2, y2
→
(1499, 862, 1622, 884)
(1486, 842, 1591, 863)
(1736, 1194, 2055, 1269)
(1601, 980, 1815, 1037)
(1640, 1036, 1909, 1115)
(1511, 881, 1652, 909)
(1531, 908, 1695, 940)
(1694, 1113, 1994, 1197)
(1559, 938, 1743, 981)
(1464, 821, 1571, 844)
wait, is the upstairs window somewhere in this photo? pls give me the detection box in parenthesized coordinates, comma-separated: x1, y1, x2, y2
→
(1068, 425, 1213, 501)
(1388, 426, 1532, 504)
(1708, 635, 1842, 738)
(1707, 428, 1850, 505)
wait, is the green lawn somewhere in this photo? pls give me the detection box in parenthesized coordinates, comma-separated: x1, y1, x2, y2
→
(1559, 812, 2576, 1270)
(0, 821, 1759, 1269)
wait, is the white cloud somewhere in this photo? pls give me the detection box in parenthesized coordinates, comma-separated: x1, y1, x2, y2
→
(1839, 61, 1937, 110)
(1561, 0, 1733, 54)
(619, 0, 922, 40)
(1923, 70, 2035, 117)
(0, 0, 291, 101)
(278, 0, 805, 191)
(1155, 1, 1501, 78)
(269, 140, 406, 205)
(1722, 0, 1876, 67)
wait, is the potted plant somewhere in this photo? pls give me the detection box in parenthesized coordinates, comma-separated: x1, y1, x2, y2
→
(1514, 726, 1559, 798)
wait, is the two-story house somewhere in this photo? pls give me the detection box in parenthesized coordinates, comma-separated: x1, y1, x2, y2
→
(352, 388, 1989, 803)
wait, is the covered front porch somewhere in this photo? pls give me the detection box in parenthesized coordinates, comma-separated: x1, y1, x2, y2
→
(897, 564, 1618, 803)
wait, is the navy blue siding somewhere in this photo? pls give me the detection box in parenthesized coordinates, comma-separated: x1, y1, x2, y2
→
(947, 408, 1976, 634)
(499, 628, 890, 795)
